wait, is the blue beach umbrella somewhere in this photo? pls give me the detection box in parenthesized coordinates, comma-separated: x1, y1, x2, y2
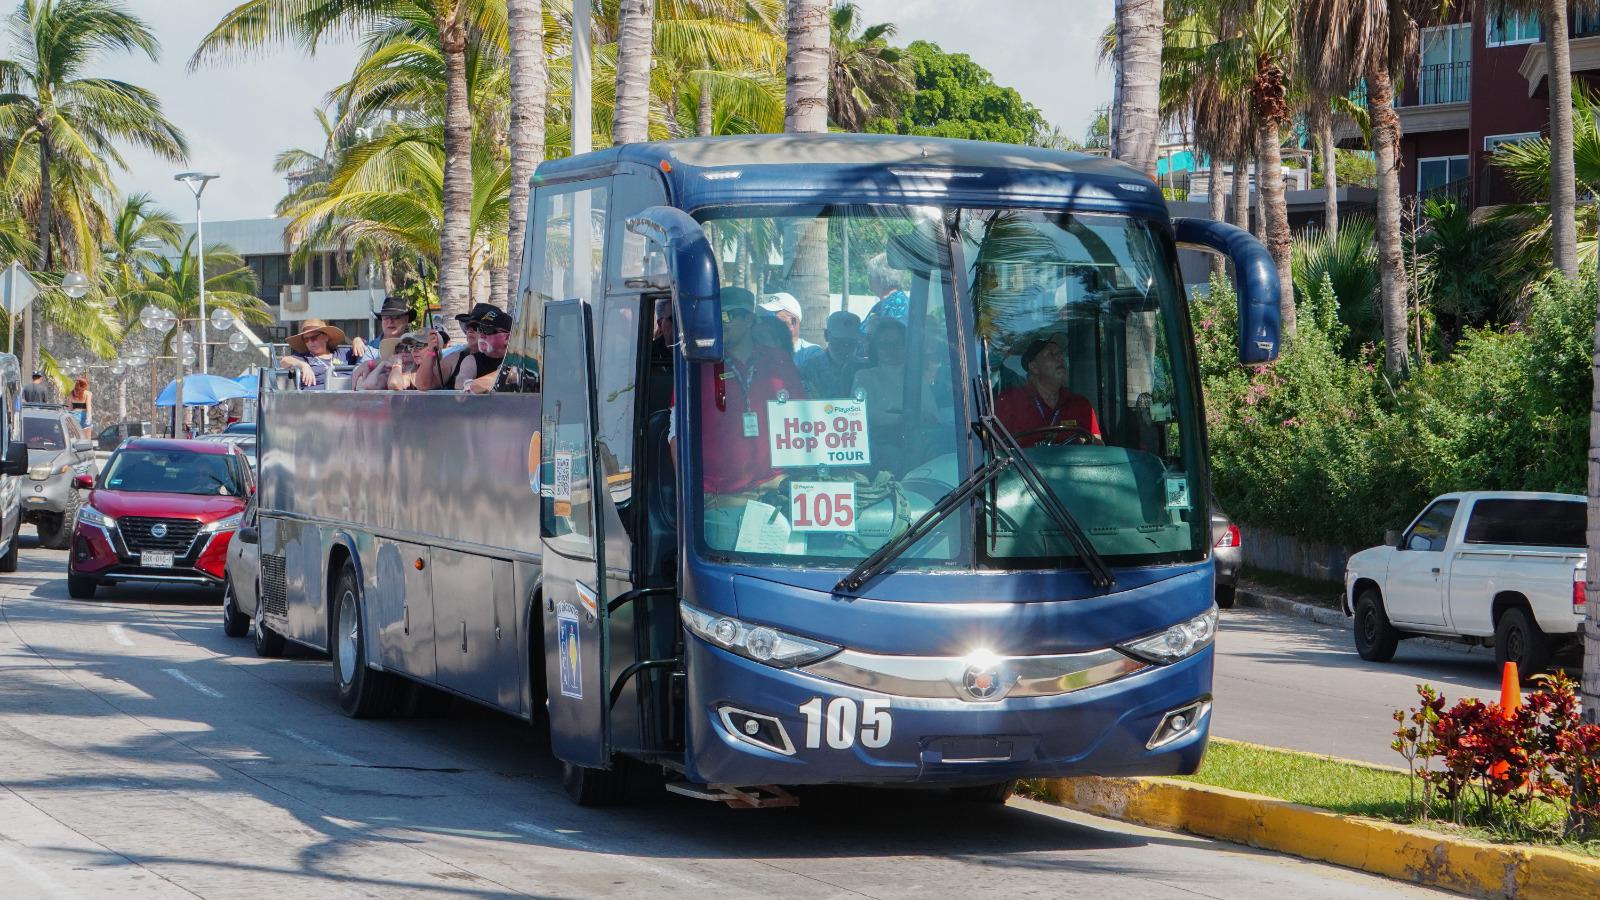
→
(155, 373, 254, 407)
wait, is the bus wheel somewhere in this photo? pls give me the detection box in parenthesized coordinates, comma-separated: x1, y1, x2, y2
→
(333, 560, 398, 718)
(949, 781, 1016, 804)
(562, 760, 625, 806)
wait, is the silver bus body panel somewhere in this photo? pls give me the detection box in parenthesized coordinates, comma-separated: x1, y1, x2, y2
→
(257, 389, 543, 718)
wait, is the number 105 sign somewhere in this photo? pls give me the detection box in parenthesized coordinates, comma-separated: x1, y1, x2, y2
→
(789, 481, 856, 532)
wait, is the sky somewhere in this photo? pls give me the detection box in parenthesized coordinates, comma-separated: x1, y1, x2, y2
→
(115, 1, 1113, 222)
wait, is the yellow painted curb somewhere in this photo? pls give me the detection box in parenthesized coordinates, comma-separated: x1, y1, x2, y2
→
(1044, 776, 1600, 899)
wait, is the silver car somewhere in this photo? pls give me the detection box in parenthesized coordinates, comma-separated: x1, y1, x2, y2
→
(221, 493, 259, 638)
(1211, 506, 1241, 608)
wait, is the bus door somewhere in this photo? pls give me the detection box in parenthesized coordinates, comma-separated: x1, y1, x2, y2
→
(538, 298, 613, 767)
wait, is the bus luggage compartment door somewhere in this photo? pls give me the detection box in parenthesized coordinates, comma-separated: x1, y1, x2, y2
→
(373, 539, 436, 682)
(538, 298, 612, 769)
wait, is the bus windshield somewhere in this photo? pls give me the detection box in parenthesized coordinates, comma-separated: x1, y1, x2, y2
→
(687, 203, 1206, 573)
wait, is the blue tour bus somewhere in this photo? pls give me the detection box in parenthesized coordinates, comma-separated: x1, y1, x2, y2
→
(256, 133, 1279, 808)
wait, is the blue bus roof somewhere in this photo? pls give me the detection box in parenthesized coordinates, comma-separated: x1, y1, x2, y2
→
(534, 134, 1169, 218)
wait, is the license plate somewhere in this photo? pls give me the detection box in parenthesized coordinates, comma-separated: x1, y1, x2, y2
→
(142, 551, 174, 568)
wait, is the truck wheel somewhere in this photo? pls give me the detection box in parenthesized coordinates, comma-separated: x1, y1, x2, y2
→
(67, 572, 98, 599)
(561, 760, 626, 807)
(0, 525, 18, 573)
(1353, 589, 1399, 662)
(252, 614, 286, 658)
(1494, 607, 1552, 680)
(36, 512, 68, 551)
(50, 490, 82, 550)
(221, 578, 250, 638)
(332, 560, 398, 718)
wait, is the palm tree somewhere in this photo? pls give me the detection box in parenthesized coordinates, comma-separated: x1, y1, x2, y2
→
(1112, 0, 1163, 179)
(124, 237, 272, 360)
(0, 0, 187, 370)
(1295, 0, 1443, 375)
(611, 0, 656, 144)
(508, 0, 545, 308)
(827, 2, 909, 131)
(785, 0, 829, 133)
(1500, 2, 1579, 278)
(192, 0, 506, 325)
(102, 193, 181, 299)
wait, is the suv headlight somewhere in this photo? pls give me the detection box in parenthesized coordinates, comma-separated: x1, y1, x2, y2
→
(202, 512, 244, 533)
(680, 602, 840, 669)
(78, 505, 114, 528)
(1118, 605, 1219, 665)
(28, 463, 68, 480)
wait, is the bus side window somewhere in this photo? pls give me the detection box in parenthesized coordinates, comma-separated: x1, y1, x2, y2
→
(507, 178, 611, 391)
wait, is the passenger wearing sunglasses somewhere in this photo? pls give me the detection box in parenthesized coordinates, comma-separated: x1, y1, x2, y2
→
(669, 286, 806, 495)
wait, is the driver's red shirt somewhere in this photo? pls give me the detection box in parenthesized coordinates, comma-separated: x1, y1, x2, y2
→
(692, 346, 807, 493)
(994, 384, 1101, 447)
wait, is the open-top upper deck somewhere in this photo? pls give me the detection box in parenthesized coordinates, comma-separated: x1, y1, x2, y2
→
(534, 133, 1168, 218)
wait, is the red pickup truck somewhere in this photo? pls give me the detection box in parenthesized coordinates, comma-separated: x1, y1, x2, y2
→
(67, 438, 254, 599)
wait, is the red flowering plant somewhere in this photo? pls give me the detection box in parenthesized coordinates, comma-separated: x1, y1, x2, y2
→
(1394, 676, 1600, 838)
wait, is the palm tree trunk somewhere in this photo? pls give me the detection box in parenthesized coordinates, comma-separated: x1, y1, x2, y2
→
(490, 261, 508, 307)
(32, 127, 51, 376)
(1319, 120, 1338, 239)
(1112, 0, 1163, 179)
(1547, 1, 1579, 278)
(785, 0, 830, 133)
(507, 0, 547, 314)
(1231, 153, 1251, 231)
(698, 76, 714, 136)
(1367, 64, 1410, 376)
(612, 0, 656, 145)
(1258, 122, 1295, 337)
(438, 16, 474, 324)
(1208, 154, 1227, 278)
(1253, 152, 1265, 238)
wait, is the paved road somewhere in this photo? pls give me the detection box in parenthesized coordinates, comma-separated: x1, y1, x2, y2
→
(1212, 606, 1503, 767)
(0, 542, 1441, 899)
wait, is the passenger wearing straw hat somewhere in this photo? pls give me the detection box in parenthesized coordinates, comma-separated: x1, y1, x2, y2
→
(279, 319, 358, 389)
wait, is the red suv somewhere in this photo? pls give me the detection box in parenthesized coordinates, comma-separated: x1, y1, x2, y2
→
(68, 438, 254, 599)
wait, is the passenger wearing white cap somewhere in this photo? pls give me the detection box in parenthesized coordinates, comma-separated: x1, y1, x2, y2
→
(758, 291, 819, 362)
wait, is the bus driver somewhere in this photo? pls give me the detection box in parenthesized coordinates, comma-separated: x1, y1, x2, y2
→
(995, 333, 1103, 448)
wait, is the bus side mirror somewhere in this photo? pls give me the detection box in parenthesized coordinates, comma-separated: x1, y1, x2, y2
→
(626, 206, 723, 361)
(0, 441, 25, 476)
(1172, 217, 1281, 364)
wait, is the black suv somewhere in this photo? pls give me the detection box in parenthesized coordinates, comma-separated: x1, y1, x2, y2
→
(21, 406, 97, 549)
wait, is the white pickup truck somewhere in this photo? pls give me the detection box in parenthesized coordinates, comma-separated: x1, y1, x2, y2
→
(1343, 491, 1586, 676)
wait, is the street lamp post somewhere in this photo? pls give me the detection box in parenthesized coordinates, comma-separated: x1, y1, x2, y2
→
(175, 172, 219, 375)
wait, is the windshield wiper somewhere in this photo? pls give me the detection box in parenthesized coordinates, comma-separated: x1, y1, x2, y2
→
(835, 455, 1014, 594)
(978, 413, 1116, 589)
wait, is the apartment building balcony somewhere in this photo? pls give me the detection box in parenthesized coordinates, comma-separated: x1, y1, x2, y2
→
(1518, 14, 1600, 97)
(278, 284, 382, 324)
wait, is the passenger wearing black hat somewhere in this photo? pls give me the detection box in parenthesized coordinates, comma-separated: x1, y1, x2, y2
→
(993, 332, 1102, 447)
(350, 295, 418, 376)
(455, 305, 514, 393)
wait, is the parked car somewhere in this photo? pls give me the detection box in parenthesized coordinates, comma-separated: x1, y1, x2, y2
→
(1212, 506, 1241, 608)
(66, 438, 254, 599)
(194, 433, 257, 473)
(222, 421, 255, 436)
(21, 406, 97, 549)
(1343, 491, 1585, 677)
(95, 420, 154, 452)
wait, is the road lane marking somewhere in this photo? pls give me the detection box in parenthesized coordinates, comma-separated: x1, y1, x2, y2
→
(278, 728, 369, 767)
(509, 821, 724, 889)
(106, 624, 134, 647)
(161, 668, 223, 698)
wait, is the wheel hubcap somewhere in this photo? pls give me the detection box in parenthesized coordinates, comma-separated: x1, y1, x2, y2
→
(337, 589, 358, 686)
(1362, 610, 1377, 643)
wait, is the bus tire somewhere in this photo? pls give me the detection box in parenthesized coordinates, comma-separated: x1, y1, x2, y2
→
(562, 760, 625, 807)
(333, 560, 398, 718)
(949, 781, 1016, 804)
(1353, 589, 1398, 663)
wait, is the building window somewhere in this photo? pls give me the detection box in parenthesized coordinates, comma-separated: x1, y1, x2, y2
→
(1484, 132, 1541, 153)
(1419, 24, 1471, 104)
(1485, 4, 1540, 47)
(1417, 155, 1470, 202)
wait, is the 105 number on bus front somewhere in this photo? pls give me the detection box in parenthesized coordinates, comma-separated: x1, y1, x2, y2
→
(789, 481, 856, 533)
(798, 697, 891, 749)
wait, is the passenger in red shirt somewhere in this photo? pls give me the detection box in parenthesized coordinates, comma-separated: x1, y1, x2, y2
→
(994, 334, 1102, 448)
(674, 287, 807, 493)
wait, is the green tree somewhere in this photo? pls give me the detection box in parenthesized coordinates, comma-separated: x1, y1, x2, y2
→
(1414, 198, 1514, 344)
(122, 236, 271, 357)
(867, 40, 1045, 144)
(1310, 149, 1376, 189)
(827, 1, 908, 131)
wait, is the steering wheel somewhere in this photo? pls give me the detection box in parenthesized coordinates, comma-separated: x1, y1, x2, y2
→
(1016, 425, 1094, 446)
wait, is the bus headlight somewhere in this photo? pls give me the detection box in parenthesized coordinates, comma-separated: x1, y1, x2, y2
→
(1117, 605, 1218, 665)
(680, 602, 840, 669)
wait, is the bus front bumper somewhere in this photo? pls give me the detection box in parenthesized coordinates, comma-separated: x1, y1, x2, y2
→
(682, 636, 1212, 788)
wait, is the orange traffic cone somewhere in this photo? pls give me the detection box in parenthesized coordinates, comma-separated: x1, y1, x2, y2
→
(1500, 661, 1522, 718)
